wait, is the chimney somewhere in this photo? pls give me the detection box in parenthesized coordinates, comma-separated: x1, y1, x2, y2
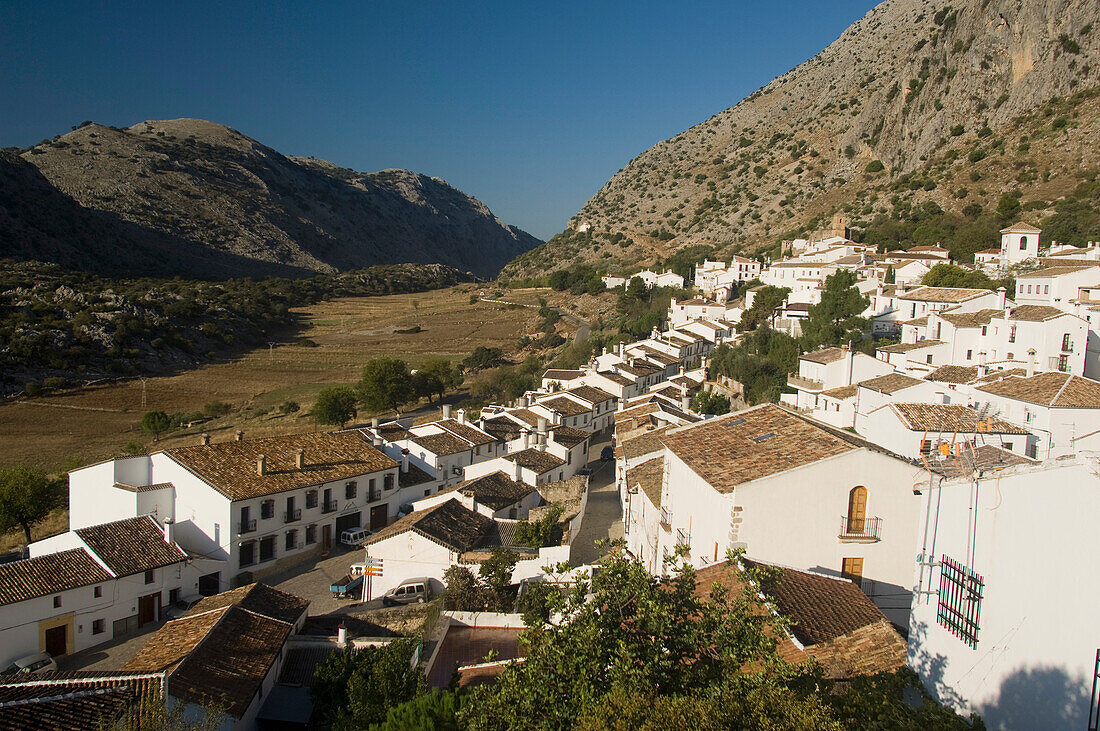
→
(618, 342, 625, 358)
(523, 430, 531, 449)
(401, 448, 409, 474)
(442, 404, 452, 420)
(294, 449, 305, 470)
(682, 392, 691, 412)
(256, 454, 267, 476)
(525, 394, 533, 407)
(163, 518, 175, 544)
(199, 433, 210, 446)
(235, 430, 244, 442)
(1027, 350, 1037, 377)
(977, 351, 988, 378)
(997, 286, 1007, 309)
(371, 417, 380, 429)
(548, 428, 556, 444)
(372, 432, 383, 447)
(513, 458, 523, 481)
(538, 437, 547, 452)
(537, 416, 548, 435)
(457, 408, 467, 424)
(337, 623, 348, 647)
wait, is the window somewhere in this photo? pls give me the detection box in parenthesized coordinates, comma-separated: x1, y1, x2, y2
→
(926, 354, 933, 364)
(846, 486, 867, 534)
(841, 557, 864, 586)
(259, 536, 276, 562)
(1044, 285, 1050, 294)
(1063, 333, 1072, 351)
(93, 586, 102, 599)
(384, 473, 394, 490)
(169, 588, 180, 604)
(285, 530, 297, 551)
(1026, 442, 1038, 459)
(1003, 442, 1013, 451)
(305, 490, 318, 509)
(937, 554, 983, 648)
(144, 569, 155, 584)
(966, 349, 973, 360)
(261, 500, 275, 520)
(345, 481, 357, 500)
(92, 619, 105, 635)
(306, 524, 317, 545)
(1020, 236, 1028, 250)
(567, 452, 572, 465)
(1059, 355, 1069, 372)
(981, 326, 987, 336)
(53, 595, 62, 608)
(240, 541, 256, 568)
(1009, 326, 1016, 343)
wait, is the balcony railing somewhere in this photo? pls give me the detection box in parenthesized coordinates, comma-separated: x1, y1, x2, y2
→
(238, 519, 257, 534)
(839, 515, 882, 541)
(284, 508, 302, 523)
(321, 500, 337, 514)
(659, 507, 672, 530)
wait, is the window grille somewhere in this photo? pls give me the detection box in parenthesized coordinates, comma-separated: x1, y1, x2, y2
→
(937, 555, 983, 648)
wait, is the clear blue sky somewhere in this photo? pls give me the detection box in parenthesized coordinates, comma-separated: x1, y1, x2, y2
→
(1, 1, 876, 240)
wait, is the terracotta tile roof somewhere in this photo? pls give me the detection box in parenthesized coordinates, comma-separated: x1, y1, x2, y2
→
(999, 221, 1041, 233)
(936, 308, 998, 328)
(437, 419, 497, 446)
(800, 347, 847, 364)
(908, 245, 949, 253)
(278, 646, 336, 686)
(927, 444, 1035, 478)
(169, 606, 291, 718)
(542, 369, 584, 380)
(565, 385, 615, 404)
(455, 471, 535, 511)
(900, 315, 928, 327)
(164, 432, 397, 501)
(925, 365, 980, 384)
(112, 481, 173, 493)
(974, 247, 1001, 255)
(480, 416, 524, 442)
(538, 396, 590, 416)
(626, 456, 664, 507)
(0, 672, 163, 731)
(376, 422, 411, 441)
(977, 372, 1100, 407)
(0, 549, 112, 606)
(633, 347, 680, 366)
(504, 448, 566, 474)
(410, 431, 471, 457)
(889, 403, 1028, 434)
(124, 608, 227, 673)
(1009, 305, 1071, 321)
(1016, 264, 1097, 278)
(857, 373, 924, 394)
(877, 340, 944, 353)
(597, 370, 635, 385)
(820, 384, 858, 400)
(74, 516, 186, 578)
(185, 582, 309, 625)
(696, 561, 906, 679)
(507, 408, 542, 427)
(550, 426, 590, 448)
(364, 498, 492, 552)
(616, 361, 661, 377)
(897, 286, 991, 303)
(973, 367, 1028, 384)
(614, 402, 661, 423)
(618, 425, 673, 462)
(661, 406, 863, 493)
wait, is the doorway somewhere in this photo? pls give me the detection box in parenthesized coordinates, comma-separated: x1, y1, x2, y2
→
(138, 593, 160, 627)
(369, 504, 388, 531)
(322, 524, 332, 552)
(198, 572, 220, 596)
(44, 625, 66, 657)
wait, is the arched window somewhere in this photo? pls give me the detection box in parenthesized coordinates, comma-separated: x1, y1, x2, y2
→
(847, 486, 867, 534)
(1019, 236, 1028, 251)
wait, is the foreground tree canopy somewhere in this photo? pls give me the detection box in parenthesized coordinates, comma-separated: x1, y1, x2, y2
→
(319, 550, 979, 730)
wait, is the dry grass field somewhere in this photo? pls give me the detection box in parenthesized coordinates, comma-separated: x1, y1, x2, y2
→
(0, 285, 546, 475)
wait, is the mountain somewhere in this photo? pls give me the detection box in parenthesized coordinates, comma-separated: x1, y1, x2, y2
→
(503, 0, 1100, 279)
(4, 118, 539, 279)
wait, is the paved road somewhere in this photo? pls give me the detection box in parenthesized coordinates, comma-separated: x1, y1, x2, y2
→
(569, 433, 623, 566)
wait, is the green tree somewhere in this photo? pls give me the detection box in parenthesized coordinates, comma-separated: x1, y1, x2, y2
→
(739, 286, 791, 331)
(370, 690, 463, 731)
(311, 640, 426, 729)
(358, 358, 414, 414)
(0, 466, 61, 545)
(922, 263, 1011, 291)
(463, 346, 505, 371)
(709, 328, 800, 405)
(884, 265, 895, 284)
(140, 410, 171, 441)
(311, 386, 358, 427)
(413, 358, 462, 405)
(691, 389, 731, 415)
(800, 271, 870, 351)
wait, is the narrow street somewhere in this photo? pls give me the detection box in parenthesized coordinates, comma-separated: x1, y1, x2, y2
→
(569, 432, 623, 566)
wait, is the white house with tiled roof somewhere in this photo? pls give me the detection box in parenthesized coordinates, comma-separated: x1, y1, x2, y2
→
(786, 346, 894, 412)
(909, 456, 1100, 729)
(1014, 263, 1100, 308)
(854, 403, 1033, 460)
(998, 221, 1042, 267)
(67, 431, 409, 593)
(640, 404, 928, 625)
(0, 515, 189, 665)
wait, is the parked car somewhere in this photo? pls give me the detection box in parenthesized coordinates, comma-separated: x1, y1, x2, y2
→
(340, 527, 372, 547)
(165, 595, 203, 620)
(600, 446, 614, 462)
(0, 652, 57, 675)
(382, 577, 432, 605)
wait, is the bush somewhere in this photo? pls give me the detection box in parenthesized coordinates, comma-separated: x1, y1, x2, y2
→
(514, 505, 565, 548)
(865, 160, 885, 173)
(203, 400, 232, 417)
(23, 381, 41, 397)
(42, 377, 67, 390)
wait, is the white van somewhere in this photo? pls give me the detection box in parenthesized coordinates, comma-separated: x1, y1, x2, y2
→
(340, 527, 372, 547)
(382, 577, 432, 605)
(1, 652, 57, 675)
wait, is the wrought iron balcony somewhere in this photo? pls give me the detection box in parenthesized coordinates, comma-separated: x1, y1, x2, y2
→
(238, 519, 257, 534)
(659, 507, 672, 530)
(839, 515, 882, 541)
(283, 508, 302, 523)
(321, 500, 337, 514)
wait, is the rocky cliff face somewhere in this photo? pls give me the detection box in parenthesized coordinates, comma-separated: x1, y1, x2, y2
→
(504, 0, 1100, 278)
(5, 118, 539, 279)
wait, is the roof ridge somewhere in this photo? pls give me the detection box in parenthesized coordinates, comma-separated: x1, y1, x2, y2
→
(1049, 372, 1075, 407)
(0, 672, 163, 689)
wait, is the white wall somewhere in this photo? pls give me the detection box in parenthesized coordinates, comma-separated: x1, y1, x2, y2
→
(909, 458, 1100, 729)
(366, 531, 455, 596)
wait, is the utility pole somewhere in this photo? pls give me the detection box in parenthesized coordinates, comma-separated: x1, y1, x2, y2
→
(140, 377, 147, 409)
(267, 342, 276, 364)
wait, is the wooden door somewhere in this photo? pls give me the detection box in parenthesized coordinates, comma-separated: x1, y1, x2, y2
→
(847, 487, 867, 534)
(44, 625, 67, 657)
(138, 594, 159, 627)
(841, 558, 864, 586)
(369, 504, 388, 531)
(322, 524, 332, 552)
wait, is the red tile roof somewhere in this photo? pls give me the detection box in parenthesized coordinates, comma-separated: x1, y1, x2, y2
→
(977, 372, 1100, 408)
(75, 516, 186, 578)
(0, 549, 113, 606)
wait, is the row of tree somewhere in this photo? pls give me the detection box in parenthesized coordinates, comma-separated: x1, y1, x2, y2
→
(311, 357, 464, 428)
